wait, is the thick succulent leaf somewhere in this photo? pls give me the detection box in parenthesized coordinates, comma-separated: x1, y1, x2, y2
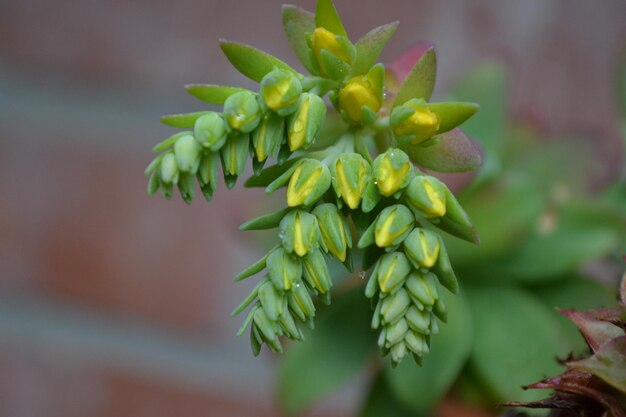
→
(403, 128, 482, 173)
(185, 84, 247, 104)
(526, 369, 626, 417)
(282, 5, 317, 74)
(428, 102, 480, 133)
(160, 111, 209, 128)
(315, 0, 347, 37)
(568, 336, 626, 393)
(393, 47, 436, 106)
(560, 309, 625, 353)
(384, 293, 472, 414)
(239, 208, 291, 231)
(350, 21, 399, 76)
(278, 289, 376, 414)
(466, 285, 570, 403)
(389, 42, 433, 85)
(244, 158, 301, 188)
(220, 40, 299, 82)
(359, 374, 419, 417)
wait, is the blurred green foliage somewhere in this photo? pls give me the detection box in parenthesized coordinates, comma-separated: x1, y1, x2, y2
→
(276, 62, 626, 416)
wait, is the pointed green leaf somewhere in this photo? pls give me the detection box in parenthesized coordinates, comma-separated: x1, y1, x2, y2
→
(239, 208, 291, 231)
(402, 128, 482, 173)
(161, 111, 210, 128)
(315, 0, 347, 37)
(185, 84, 247, 105)
(384, 293, 472, 414)
(282, 5, 317, 73)
(351, 21, 399, 76)
(244, 158, 301, 188)
(428, 102, 479, 133)
(220, 40, 299, 83)
(394, 47, 436, 106)
(278, 289, 375, 414)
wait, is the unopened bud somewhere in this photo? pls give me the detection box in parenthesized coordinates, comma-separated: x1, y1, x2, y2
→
(374, 204, 414, 248)
(311, 27, 354, 78)
(223, 91, 261, 133)
(405, 271, 439, 307)
(331, 153, 371, 209)
(380, 288, 411, 324)
(312, 203, 351, 262)
(258, 280, 284, 321)
(267, 248, 302, 291)
(194, 112, 227, 150)
(376, 252, 412, 293)
(160, 152, 179, 184)
(252, 112, 284, 162)
(220, 133, 249, 179)
(174, 134, 201, 172)
(302, 249, 332, 294)
(286, 159, 331, 207)
(403, 228, 440, 269)
(390, 99, 440, 145)
(287, 93, 326, 151)
(372, 148, 413, 197)
(260, 69, 302, 116)
(337, 64, 383, 124)
(406, 176, 447, 218)
(280, 210, 320, 257)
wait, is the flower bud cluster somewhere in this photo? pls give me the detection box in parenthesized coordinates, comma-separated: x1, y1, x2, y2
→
(146, 69, 327, 204)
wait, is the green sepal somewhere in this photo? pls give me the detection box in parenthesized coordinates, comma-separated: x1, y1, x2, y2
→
(351, 21, 399, 76)
(197, 151, 220, 194)
(265, 162, 299, 194)
(258, 280, 285, 321)
(267, 248, 302, 291)
(432, 188, 478, 244)
(362, 178, 382, 213)
(233, 245, 281, 282)
(365, 261, 381, 298)
(147, 172, 160, 196)
(160, 111, 209, 128)
(185, 84, 248, 105)
(278, 144, 294, 164)
(152, 131, 189, 153)
(358, 220, 376, 249)
(282, 5, 317, 74)
(231, 276, 269, 316)
(394, 46, 436, 106)
(250, 325, 262, 356)
(145, 154, 164, 176)
(315, 0, 347, 37)
(220, 39, 300, 83)
(236, 303, 259, 337)
(319, 48, 351, 80)
(432, 295, 447, 323)
(302, 249, 332, 294)
(431, 239, 458, 294)
(177, 172, 196, 204)
(220, 133, 249, 179)
(240, 208, 291, 231)
(245, 157, 301, 188)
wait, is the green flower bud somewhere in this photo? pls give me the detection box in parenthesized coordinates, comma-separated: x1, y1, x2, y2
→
(197, 151, 220, 201)
(376, 252, 412, 293)
(380, 288, 411, 324)
(311, 27, 354, 78)
(174, 134, 201, 172)
(252, 308, 281, 351)
(385, 318, 409, 345)
(372, 149, 413, 197)
(312, 203, 351, 262)
(374, 204, 414, 248)
(390, 99, 440, 145)
(279, 210, 320, 257)
(405, 330, 430, 355)
(302, 249, 332, 294)
(405, 271, 439, 307)
(252, 112, 284, 162)
(405, 305, 431, 334)
(258, 280, 284, 321)
(279, 310, 303, 341)
(223, 91, 261, 133)
(220, 133, 249, 180)
(390, 340, 408, 364)
(403, 228, 441, 269)
(267, 248, 302, 291)
(194, 112, 227, 150)
(260, 69, 302, 116)
(331, 153, 371, 209)
(159, 152, 179, 184)
(287, 93, 326, 151)
(288, 280, 315, 320)
(286, 159, 331, 207)
(405, 175, 447, 218)
(337, 64, 383, 124)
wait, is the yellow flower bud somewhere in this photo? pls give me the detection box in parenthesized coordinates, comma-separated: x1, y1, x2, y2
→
(332, 153, 370, 209)
(406, 176, 447, 218)
(373, 149, 413, 197)
(374, 205, 414, 248)
(337, 75, 382, 124)
(311, 27, 353, 76)
(390, 99, 440, 145)
(286, 159, 331, 207)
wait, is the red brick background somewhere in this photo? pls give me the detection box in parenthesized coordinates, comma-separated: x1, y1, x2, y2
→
(1, 0, 625, 416)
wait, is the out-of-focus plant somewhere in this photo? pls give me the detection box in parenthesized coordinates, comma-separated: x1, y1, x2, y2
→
(276, 61, 626, 415)
(145, 0, 483, 367)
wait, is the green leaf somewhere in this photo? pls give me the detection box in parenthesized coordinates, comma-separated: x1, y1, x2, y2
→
(244, 158, 301, 188)
(160, 111, 209, 128)
(315, 0, 347, 37)
(393, 47, 436, 106)
(532, 277, 618, 355)
(282, 5, 317, 74)
(402, 128, 482, 173)
(350, 21, 399, 76)
(428, 102, 480, 133)
(239, 208, 290, 231)
(220, 40, 299, 83)
(569, 336, 626, 392)
(448, 62, 507, 187)
(278, 289, 376, 414)
(185, 84, 247, 105)
(466, 285, 570, 403)
(359, 374, 419, 417)
(384, 293, 473, 414)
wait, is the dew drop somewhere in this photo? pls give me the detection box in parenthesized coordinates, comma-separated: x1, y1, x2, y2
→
(358, 271, 366, 279)
(295, 283, 301, 288)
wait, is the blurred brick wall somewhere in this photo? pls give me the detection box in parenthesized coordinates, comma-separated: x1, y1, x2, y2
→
(0, 0, 625, 416)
